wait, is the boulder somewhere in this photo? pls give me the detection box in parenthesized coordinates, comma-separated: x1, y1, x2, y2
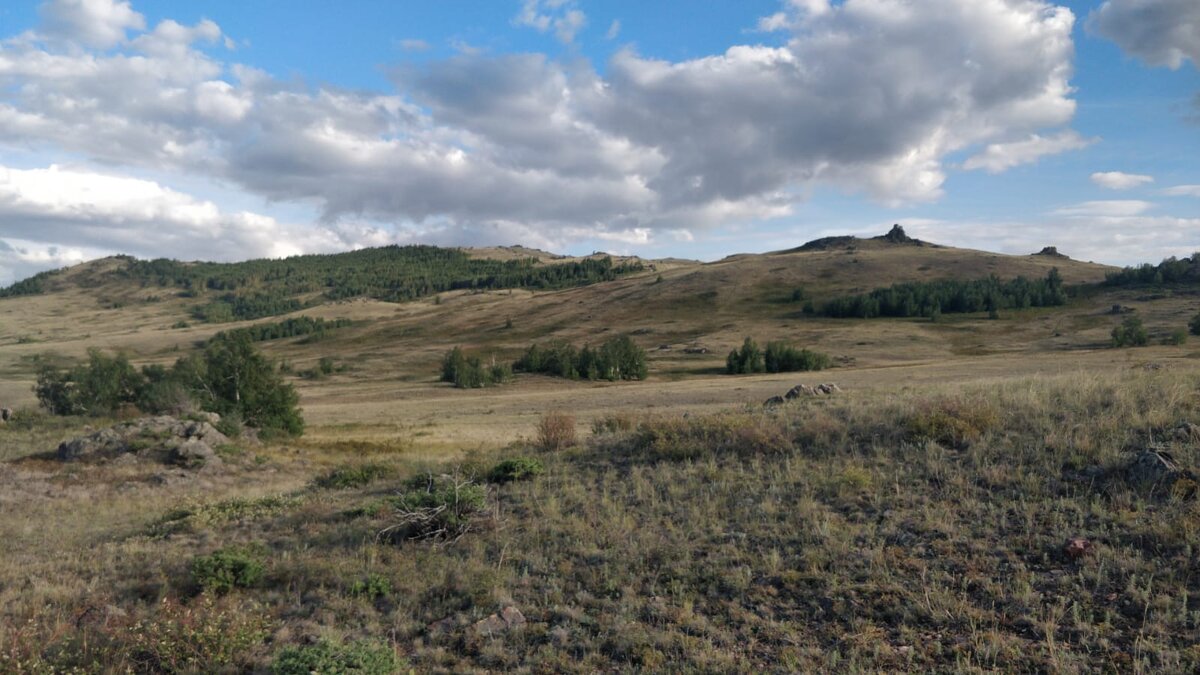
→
(473, 606, 526, 636)
(1126, 450, 1196, 498)
(763, 395, 785, 407)
(0, 408, 11, 422)
(170, 439, 219, 469)
(785, 384, 814, 399)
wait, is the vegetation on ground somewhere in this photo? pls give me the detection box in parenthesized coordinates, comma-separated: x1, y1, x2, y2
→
(34, 333, 303, 435)
(726, 337, 830, 374)
(818, 269, 1067, 318)
(1104, 252, 1199, 287)
(1112, 315, 1150, 347)
(213, 316, 353, 344)
(441, 347, 513, 388)
(513, 334, 648, 381)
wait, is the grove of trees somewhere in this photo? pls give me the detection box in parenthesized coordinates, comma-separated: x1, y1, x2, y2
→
(35, 334, 304, 436)
(726, 338, 830, 374)
(513, 335, 648, 381)
(817, 270, 1067, 319)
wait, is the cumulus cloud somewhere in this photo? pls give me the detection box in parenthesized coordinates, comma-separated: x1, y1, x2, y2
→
(0, 0, 1093, 281)
(963, 132, 1095, 173)
(1090, 0, 1200, 69)
(1091, 171, 1154, 190)
(38, 0, 144, 49)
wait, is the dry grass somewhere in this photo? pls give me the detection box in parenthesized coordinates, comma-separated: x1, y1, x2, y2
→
(1, 368, 1199, 671)
(535, 411, 578, 452)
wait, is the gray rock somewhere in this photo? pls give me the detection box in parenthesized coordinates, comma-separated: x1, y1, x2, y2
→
(0, 407, 11, 422)
(763, 395, 785, 407)
(1126, 450, 1193, 498)
(170, 439, 219, 469)
(473, 606, 526, 636)
(785, 384, 814, 399)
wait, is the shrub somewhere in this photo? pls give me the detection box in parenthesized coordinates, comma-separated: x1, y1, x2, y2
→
(536, 411, 577, 451)
(313, 463, 395, 489)
(381, 474, 488, 542)
(122, 596, 269, 673)
(1165, 328, 1188, 346)
(1190, 313, 1200, 336)
(272, 640, 401, 675)
(348, 573, 393, 600)
(35, 349, 144, 416)
(487, 457, 545, 483)
(592, 411, 638, 435)
(191, 547, 266, 594)
(726, 337, 765, 375)
(1112, 316, 1149, 347)
(763, 342, 830, 373)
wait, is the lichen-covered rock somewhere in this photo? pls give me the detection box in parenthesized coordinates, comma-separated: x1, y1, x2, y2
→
(1126, 450, 1196, 499)
(55, 414, 229, 469)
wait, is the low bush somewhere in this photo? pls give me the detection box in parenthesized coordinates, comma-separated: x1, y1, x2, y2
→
(591, 411, 638, 435)
(122, 596, 270, 673)
(487, 457, 545, 483)
(536, 411, 577, 451)
(272, 640, 401, 675)
(313, 463, 395, 489)
(191, 547, 267, 594)
(1112, 316, 1149, 347)
(348, 573, 393, 600)
(381, 474, 489, 542)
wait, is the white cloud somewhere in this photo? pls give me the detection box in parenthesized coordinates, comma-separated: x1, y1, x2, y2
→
(963, 132, 1095, 173)
(38, 0, 144, 49)
(1091, 171, 1154, 190)
(1162, 184, 1200, 197)
(515, 0, 587, 44)
(398, 38, 430, 52)
(1052, 200, 1154, 217)
(605, 20, 621, 40)
(0, 0, 1092, 279)
(1090, 0, 1200, 69)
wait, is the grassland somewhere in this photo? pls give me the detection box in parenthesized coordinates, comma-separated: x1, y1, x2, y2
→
(1, 238, 1199, 672)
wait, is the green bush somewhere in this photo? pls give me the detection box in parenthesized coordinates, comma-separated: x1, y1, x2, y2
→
(348, 574, 393, 600)
(763, 342, 830, 373)
(314, 463, 395, 489)
(35, 349, 144, 416)
(726, 337, 765, 375)
(191, 547, 266, 594)
(487, 457, 545, 483)
(382, 475, 488, 541)
(272, 640, 401, 675)
(1111, 315, 1149, 347)
(1165, 328, 1188, 345)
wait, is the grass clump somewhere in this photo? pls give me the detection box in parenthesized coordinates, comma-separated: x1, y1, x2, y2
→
(271, 639, 401, 675)
(313, 463, 395, 489)
(149, 494, 301, 537)
(536, 411, 577, 452)
(190, 546, 267, 594)
(903, 397, 999, 449)
(118, 596, 270, 674)
(487, 457, 544, 483)
(629, 413, 792, 462)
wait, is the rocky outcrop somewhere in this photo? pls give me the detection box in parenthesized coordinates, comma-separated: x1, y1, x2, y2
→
(56, 414, 228, 468)
(1125, 449, 1197, 500)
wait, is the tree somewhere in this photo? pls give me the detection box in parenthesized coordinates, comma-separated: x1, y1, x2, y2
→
(174, 333, 304, 435)
(1190, 312, 1200, 336)
(1111, 316, 1149, 347)
(726, 338, 765, 375)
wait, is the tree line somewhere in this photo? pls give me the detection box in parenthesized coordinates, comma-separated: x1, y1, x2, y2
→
(816, 270, 1067, 319)
(1103, 253, 1200, 287)
(211, 316, 353, 343)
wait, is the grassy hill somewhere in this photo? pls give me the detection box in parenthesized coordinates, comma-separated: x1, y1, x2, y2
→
(2, 230, 1200, 672)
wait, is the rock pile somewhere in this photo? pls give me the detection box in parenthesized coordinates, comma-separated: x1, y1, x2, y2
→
(56, 414, 229, 469)
(1125, 449, 1197, 499)
(764, 383, 842, 406)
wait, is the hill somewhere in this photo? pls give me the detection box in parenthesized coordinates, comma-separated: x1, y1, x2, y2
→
(3, 228, 1200, 671)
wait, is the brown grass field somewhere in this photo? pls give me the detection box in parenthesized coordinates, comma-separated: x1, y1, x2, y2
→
(1, 238, 1199, 672)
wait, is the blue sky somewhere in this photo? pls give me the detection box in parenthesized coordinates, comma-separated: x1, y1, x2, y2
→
(0, 0, 1197, 284)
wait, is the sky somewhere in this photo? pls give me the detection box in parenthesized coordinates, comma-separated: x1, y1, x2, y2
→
(0, 0, 1198, 285)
